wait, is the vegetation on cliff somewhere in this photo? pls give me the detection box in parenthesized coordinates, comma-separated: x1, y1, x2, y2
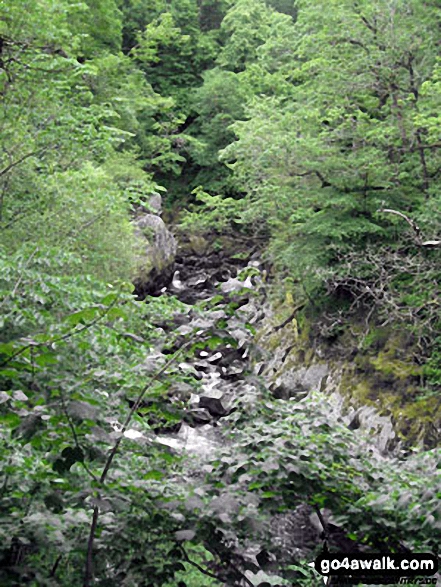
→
(0, 0, 440, 585)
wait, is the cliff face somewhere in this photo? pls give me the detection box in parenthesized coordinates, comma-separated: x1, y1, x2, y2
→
(167, 225, 439, 450)
(255, 296, 440, 450)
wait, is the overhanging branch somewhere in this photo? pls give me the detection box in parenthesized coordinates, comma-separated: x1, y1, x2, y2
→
(377, 207, 440, 247)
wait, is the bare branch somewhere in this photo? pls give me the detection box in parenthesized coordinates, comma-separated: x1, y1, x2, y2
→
(377, 207, 421, 241)
(422, 240, 441, 247)
(378, 207, 441, 247)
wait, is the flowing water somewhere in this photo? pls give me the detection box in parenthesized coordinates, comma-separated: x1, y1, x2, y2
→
(133, 240, 404, 586)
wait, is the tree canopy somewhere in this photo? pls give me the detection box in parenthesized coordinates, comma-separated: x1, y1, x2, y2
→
(1, 0, 440, 585)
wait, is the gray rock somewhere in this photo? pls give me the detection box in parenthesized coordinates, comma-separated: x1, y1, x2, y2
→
(133, 213, 177, 296)
(220, 275, 254, 294)
(272, 363, 330, 399)
(199, 395, 228, 417)
(148, 193, 162, 214)
(186, 408, 212, 424)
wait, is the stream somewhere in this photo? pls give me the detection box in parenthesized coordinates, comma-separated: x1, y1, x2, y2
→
(132, 239, 335, 586)
(130, 236, 403, 586)
(154, 244, 264, 459)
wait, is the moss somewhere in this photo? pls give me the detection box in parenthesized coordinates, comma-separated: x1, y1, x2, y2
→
(331, 325, 438, 445)
(396, 397, 440, 445)
(188, 234, 210, 255)
(361, 327, 391, 351)
(259, 297, 439, 446)
(369, 352, 422, 380)
(341, 366, 440, 446)
(341, 374, 381, 414)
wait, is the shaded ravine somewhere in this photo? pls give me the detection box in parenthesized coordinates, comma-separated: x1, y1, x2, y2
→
(136, 237, 407, 585)
(153, 242, 265, 459)
(150, 242, 323, 585)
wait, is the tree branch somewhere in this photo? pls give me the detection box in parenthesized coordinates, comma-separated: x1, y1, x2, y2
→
(377, 207, 421, 242)
(178, 544, 227, 584)
(0, 297, 120, 368)
(59, 387, 98, 483)
(378, 207, 441, 247)
(0, 150, 41, 177)
(83, 338, 195, 587)
(274, 302, 306, 332)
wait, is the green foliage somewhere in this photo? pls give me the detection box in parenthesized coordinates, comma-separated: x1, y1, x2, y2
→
(217, 0, 289, 72)
(0, 3, 203, 583)
(220, 0, 441, 270)
(180, 186, 246, 233)
(133, 0, 219, 111)
(1, 0, 440, 584)
(69, 0, 123, 56)
(0, 244, 199, 585)
(0, 0, 174, 279)
(210, 0, 441, 394)
(211, 391, 441, 557)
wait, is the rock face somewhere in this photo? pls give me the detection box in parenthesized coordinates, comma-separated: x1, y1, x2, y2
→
(256, 306, 398, 454)
(133, 212, 177, 297)
(147, 193, 162, 215)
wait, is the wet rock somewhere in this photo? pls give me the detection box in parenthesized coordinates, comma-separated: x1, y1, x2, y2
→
(200, 372, 223, 395)
(212, 268, 231, 283)
(169, 382, 193, 401)
(176, 324, 194, 336)
(199, 395, 229, 417)
(177, 423, 220, 458)
(167, 270, 186, 294)
(187, 275, 210, 289)
(272, 385, 307, 400)
(223, 360, 246, 379)
(185, 408, 212, 425)
(217, 349, 246, 366)
(229, 328, 250, 345)
(178, 362, 203, 380)
(220, 276, 254, 294)
(207, 351, 223, 363)
(193, 360, 213, 374)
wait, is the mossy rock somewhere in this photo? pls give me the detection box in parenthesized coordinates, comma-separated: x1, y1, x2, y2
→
(369, 352, 422, 380)
(258, 297, 439, 446)
(341, 368, 440, 447)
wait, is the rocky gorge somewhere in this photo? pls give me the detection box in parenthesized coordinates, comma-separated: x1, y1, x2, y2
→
(126, 205, 438, 586)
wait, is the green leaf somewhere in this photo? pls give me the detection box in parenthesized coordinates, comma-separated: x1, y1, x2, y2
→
(65, 307, 101, 326)
(144, 470, 164, 480)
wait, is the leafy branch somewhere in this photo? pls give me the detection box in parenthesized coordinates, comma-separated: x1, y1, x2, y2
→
(0, 297, 120, 368)
(83, 337, 196, 587)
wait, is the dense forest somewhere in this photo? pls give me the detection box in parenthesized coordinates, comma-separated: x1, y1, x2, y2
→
(0, 0, 440, 586)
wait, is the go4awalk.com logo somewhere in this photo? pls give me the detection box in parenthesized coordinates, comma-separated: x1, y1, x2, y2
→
(308, 553, 439, 585)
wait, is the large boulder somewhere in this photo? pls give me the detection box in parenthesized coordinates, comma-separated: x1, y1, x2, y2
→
(147, 193, 162, 215)
(133, 213, 177, 297)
